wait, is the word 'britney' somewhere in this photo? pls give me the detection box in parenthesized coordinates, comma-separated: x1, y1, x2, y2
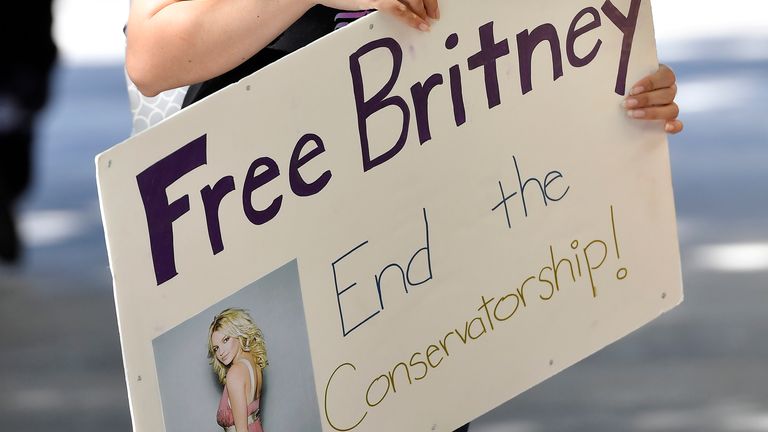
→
(137, 0, 642, 285)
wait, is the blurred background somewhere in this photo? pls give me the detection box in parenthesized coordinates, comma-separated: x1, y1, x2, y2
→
(0, 0, 765, 431)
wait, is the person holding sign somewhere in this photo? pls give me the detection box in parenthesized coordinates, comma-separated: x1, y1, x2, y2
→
(208, 308, 269, 432)
(126, 1, 683, 431)
(125, 0, 682, 133)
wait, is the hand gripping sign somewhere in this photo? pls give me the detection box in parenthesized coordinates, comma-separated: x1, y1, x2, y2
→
(96, 0, 682, 431)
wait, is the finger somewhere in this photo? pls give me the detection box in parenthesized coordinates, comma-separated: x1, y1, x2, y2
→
(626, 102, 680, 121)
(378, 0, 431, 31)
(400, 0, 429, 22)
(665, 119, 684, 134)
(629, 64, 676, 95)
(423, 0, 439, 19)
(623, 85, 677, 109)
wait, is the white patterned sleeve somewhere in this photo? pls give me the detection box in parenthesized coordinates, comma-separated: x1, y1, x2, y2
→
(124, 68, 188, 136)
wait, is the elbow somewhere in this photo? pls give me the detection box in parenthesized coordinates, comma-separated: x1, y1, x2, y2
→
(125, 50, 164, 97)
(125, 12, 206, 97)
(125, 9, 211, 97)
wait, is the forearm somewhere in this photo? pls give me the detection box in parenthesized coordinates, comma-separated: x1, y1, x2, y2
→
(234, 416, 249, 432)
(126, 0, 314, 96)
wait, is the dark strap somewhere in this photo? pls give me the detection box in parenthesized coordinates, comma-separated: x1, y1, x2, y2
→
(182, 5, 340, 108)
(182, 47, 287, 108)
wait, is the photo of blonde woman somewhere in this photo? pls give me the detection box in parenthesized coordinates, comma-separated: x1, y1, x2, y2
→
(153, 261, 321, 431)
(208, 308, 268, 432)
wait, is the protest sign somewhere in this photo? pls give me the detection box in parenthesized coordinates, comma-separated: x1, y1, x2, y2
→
(97, 0, 682, 430)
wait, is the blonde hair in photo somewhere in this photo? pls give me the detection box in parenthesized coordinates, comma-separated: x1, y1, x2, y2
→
(207, 308, 268, 384)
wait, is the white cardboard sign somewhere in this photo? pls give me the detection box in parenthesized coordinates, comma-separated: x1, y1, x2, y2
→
(97, 0, 682, 431)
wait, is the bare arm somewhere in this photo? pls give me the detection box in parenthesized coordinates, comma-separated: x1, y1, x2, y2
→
(126, 0, 313, 96)
(126, 0, 440, 96)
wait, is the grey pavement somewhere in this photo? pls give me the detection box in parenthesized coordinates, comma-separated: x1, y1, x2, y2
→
(1, 36, 767, 431)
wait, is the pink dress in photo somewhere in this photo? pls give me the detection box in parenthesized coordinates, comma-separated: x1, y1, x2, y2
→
(216, 359, 263, 432)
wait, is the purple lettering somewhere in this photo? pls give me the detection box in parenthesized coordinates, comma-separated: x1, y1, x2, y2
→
(445, 33, 467, 127)
(467, 21, 510, 109)
(349, 38, 410, 172)
(289, 133, 332, 197)
(567, 7, 603, 67)
(136, 134, 207, 285)
(517, 23, 564, 95)
(410, 74, 444, 145)
(201, 176, 235, 255)
(601, 0, 641, 95)
(242, 157, 282, 225)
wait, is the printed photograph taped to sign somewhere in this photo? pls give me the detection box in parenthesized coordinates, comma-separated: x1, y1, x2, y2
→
(96, 0, 683, 431)
(152, 260, 321, 432)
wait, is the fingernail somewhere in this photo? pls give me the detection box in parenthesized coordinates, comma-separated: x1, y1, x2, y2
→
(622, 98, 638, 108)
(665, 123, 675, 132)
(435, 7, 441, 19)
(627, 109, 646, 119)
(630, 86, 644, 96)
(419, 22, 430, 31)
